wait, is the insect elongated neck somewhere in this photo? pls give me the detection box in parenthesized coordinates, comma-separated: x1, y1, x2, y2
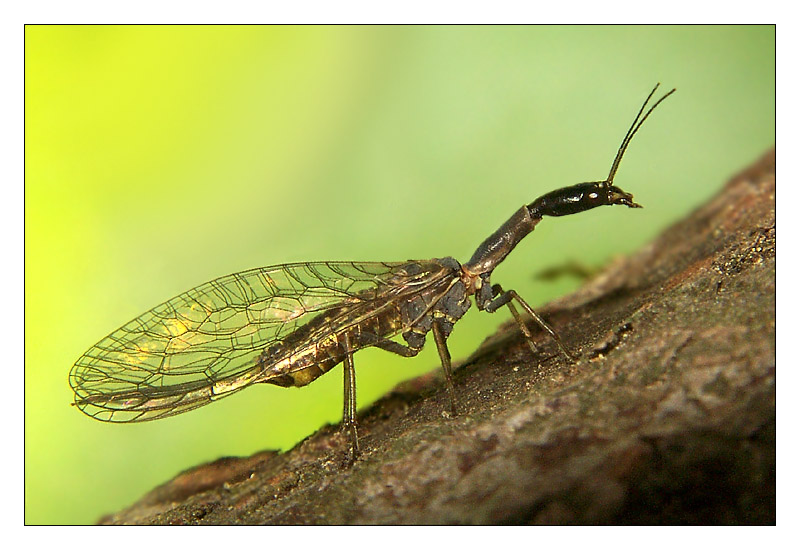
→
(462, 84, 674, 278)
(463, 206, 541, 275)
(462, 179, 640, 276)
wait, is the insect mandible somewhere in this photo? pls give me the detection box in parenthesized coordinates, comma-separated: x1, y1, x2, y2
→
(70, 84, 675, 458)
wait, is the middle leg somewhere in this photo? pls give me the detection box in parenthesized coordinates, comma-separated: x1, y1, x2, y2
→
(356, 329, 457, 414)
(432, 321, 457, 415)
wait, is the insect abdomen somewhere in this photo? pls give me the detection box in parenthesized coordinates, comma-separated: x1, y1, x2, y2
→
(261, 305, 405, 388)
(263, 344, 341, 388)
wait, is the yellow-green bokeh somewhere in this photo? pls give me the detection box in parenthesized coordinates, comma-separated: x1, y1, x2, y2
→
(25, 25, 774, 524)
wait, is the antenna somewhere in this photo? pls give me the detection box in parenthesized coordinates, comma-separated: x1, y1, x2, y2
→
(605, 83, 676, 186)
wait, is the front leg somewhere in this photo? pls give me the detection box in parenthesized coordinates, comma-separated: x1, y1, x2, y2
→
(483, 284, 575, 361)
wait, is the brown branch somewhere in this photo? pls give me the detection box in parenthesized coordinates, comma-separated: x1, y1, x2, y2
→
(100, 149, 776, 525)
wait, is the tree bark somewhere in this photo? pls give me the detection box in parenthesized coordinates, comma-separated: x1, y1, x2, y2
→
(100, 149, 776, 525)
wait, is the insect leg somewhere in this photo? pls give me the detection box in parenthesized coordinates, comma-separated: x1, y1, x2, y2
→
(356, 333, 423, 358)
(342, 333, 360, 459)
(500, 291, 540, 357)
(485, 285, 576, 361)
(355, 331, 455, 414)
(432, 321, 457, 415)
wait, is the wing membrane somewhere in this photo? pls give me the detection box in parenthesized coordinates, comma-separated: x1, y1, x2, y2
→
(69, 260, 453, 422)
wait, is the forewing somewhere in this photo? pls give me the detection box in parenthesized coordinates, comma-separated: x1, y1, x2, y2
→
(69, 261, 451, 422)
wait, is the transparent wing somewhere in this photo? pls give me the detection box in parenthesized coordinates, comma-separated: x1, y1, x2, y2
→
(69, 260, 452, 422)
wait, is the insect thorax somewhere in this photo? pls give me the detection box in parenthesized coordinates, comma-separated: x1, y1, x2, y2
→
(402, 259, 471, 349)
(260, 258, 471, 387)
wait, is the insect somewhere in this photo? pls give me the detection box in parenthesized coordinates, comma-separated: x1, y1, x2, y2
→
(70, 84, 674, 458)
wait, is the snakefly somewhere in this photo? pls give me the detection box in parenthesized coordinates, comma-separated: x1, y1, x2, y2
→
(70, 84, 674, 458)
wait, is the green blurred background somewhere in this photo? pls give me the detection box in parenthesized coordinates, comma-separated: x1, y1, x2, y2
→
(25, 25, 774, 524)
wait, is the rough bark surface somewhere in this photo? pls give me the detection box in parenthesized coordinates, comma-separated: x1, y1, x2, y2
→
(99, 149, 776, 525)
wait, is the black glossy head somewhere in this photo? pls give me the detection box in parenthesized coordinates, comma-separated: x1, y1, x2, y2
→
(527, 84, 673, 219)
(464, 84, 672, 277)
(527, 181, 641, 218)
